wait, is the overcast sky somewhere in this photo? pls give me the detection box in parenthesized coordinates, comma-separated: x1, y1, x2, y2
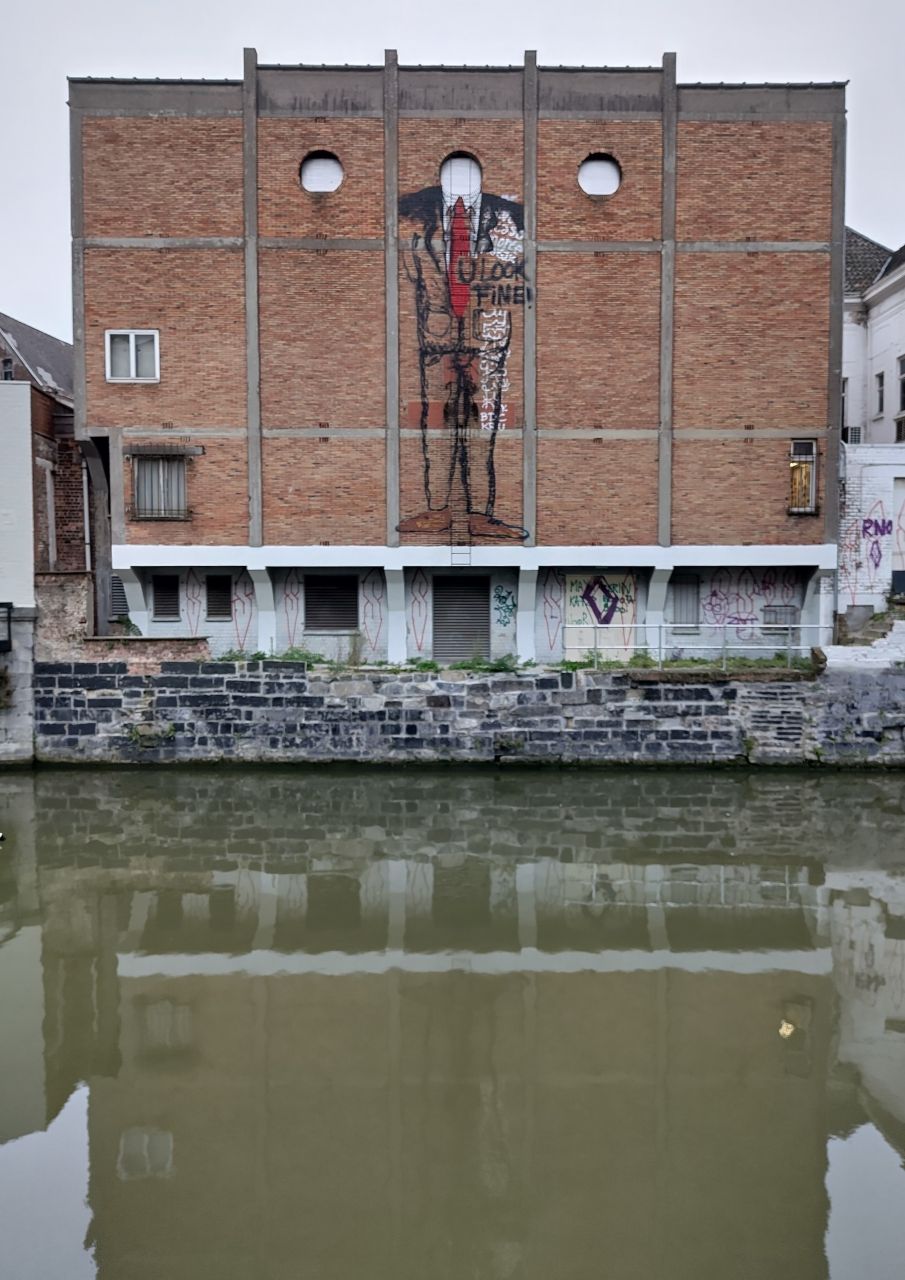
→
(2, 0, 901, 342)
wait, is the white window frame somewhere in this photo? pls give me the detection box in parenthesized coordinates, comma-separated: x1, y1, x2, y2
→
(875, 371, 885, 417)
(105, 329, 160, 383)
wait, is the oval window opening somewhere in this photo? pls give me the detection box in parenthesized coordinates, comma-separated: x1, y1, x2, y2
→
(439, 152, 482, 204)
(300, 151, 344, 193)
(577, 154, 622, 197)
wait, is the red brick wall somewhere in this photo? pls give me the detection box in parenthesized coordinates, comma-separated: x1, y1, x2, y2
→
(676, 123, 833, 243)
(537, 252, 661, 427)
(537, 120, 662, 241)
(258, 119, 384, 238)
(537, 440, 659, 544)
(398, 432, 524, 545)
(32, 430, 54, 570)
(397, 120, 523, 205)
(31, 390, 86, 571)
(82, 117, 243, 238)
(672, 438, 826, 544)
(259, 249, 385, 427)
(263, 436, 385, 544)
(54, 438, 88, 570)
(84, 248, 246, 428)
(123, 438, 249, 545)
(673, 253, 830, 430)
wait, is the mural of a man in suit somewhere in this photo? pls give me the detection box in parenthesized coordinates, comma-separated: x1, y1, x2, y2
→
(397, 153, 529, 540)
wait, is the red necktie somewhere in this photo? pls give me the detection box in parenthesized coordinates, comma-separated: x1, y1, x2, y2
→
(448, 197, 471, 318)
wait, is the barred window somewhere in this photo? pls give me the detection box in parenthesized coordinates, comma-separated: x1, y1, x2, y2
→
(132, 456, 187, 520)
(304, 575, 359, 631)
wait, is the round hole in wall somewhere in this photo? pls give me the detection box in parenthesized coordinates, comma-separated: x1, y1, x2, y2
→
(299, 150, 344, 193)
(577, 153, 622, 197)
(439, 152, 482, 204)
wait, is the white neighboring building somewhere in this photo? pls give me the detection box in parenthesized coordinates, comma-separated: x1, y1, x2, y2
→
(839, 229, 905, 615)
(0, 382, 36, 762)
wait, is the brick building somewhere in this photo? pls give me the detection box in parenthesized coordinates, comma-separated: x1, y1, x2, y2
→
(0, 314, 95, 760)
(69, 52, 844, 662)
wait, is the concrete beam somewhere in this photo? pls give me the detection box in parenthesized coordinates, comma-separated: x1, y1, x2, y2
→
(657, 52, 677, 549)
(243, 48, 263, 548)
(522, 51, 538, 547)
(384, 50, 400, 548)
(83, 237, 243, 250)
(824, 107, 847, 544)
(70, 108, 86, 440)
(68, 80, 242, 116)
(109, 432, 125, 547)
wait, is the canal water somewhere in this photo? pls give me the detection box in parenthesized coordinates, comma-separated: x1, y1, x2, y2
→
(1, 767, 904, 1279)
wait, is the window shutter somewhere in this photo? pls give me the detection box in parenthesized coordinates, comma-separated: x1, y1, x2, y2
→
(670, 575, 700, 630)
(110, 575, 128, 617)
(304, 575, 359, 631)
(152, 574, 180, 620)
(206, 575, 233, 620)
(432, 576, 491, 662)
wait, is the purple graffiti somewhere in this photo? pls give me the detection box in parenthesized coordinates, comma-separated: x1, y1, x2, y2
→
(863, 518, 893, 538)
(581, 575, 620, 626)
(869, 540, 883, 570)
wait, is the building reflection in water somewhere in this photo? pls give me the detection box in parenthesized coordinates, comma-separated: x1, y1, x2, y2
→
(0, 770, 904, 1279)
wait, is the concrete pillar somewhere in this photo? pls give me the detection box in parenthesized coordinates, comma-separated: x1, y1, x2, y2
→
(516, 862, 537, 949)
(117, 567, 149, 635)
(801, 568, 835, 649)
(252, 873, 279, 950)
(249, 569, 276, 654)
(385, 568, 406, 663)
(516, 568, 537, 663)
(645, 568, 671, 657)
(384, 51, 400, 547)
(387, 859, 407, 951)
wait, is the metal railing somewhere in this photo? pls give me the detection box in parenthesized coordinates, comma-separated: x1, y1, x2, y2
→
(561, 622, 828, 670)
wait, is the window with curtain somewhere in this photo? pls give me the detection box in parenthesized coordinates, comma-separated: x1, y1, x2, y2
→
(132, 456, 187, 519)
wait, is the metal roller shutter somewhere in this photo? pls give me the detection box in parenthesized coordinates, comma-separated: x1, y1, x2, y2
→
(432, 575, 490, 663)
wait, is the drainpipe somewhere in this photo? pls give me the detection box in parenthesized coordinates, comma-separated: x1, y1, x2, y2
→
(81, 458, 92, 573)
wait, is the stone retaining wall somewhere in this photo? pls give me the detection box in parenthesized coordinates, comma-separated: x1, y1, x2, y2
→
(28, 660, 905, 766)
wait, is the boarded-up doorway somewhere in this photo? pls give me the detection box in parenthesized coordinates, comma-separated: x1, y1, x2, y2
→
(432, 575, 490, 664)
